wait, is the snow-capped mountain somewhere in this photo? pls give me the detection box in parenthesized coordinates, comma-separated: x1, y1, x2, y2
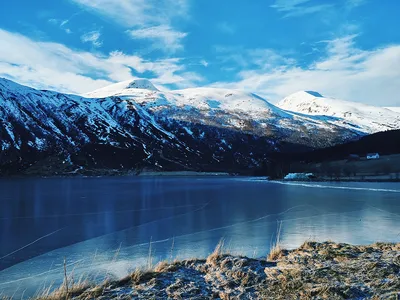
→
(277, 91, 400, 133)
(385, 107, 400, 113)
(0, 78, 281, 175)
(0, 78, 392, 175)
(84, 80, 366, 143)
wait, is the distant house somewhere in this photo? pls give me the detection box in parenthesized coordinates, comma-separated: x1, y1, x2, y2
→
(366, 153, 380, 160)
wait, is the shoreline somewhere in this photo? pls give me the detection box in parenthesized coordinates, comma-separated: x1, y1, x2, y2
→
(137, 171, 232, 177)
(11, 241, 399, 300)
(1, 171, 400, 182)
(0, 170, 235, 179)
(278, 178, 400, 183)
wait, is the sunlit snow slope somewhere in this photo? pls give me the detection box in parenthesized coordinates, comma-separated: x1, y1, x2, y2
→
(277, 91, 400, 133)
(1, 78, 395, 175)
(85, 80, 371, 141)
(385, 107, 400, 113)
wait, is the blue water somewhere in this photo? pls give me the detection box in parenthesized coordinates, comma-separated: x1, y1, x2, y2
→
(0, 177, 399, 297)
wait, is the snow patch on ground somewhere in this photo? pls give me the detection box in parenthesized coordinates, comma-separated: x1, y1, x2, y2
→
(284, 173, 315, 180)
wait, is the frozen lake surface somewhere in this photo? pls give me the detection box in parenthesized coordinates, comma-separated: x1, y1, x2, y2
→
(0, 177, 399, 297)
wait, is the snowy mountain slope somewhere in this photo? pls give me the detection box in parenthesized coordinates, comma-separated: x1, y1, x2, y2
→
(85, 81, 366, 141)
(86, 81, 282, 115)
(0, 78, 217, 174)
(1, 78, 389, 175)
(85, 79, 159, 98)
(277, 91, 400, 133)
(0, 78, 293, 175)
(385, 107, 400, 113)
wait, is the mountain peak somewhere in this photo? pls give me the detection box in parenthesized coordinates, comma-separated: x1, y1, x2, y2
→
(84, 78, 159, 98)
(276, 91, 326, 108)
(286, 90, 325, 100)
(125, 79, 158, 91)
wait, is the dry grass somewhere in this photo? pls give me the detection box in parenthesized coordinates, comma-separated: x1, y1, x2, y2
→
(34, 278, 90, 300)
(30, 256, 92, 300)
(267, 221, 285, 261)
(206, 239, 225, 266)
(130, 268, 144, 285)
(154, 260, 169, 273)
(5, 239, 399, 299)
(130, 268, 158, 286)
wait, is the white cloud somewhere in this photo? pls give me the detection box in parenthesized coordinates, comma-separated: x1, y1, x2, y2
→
(70, 0, 190, 52)
(81, 30, 103, 47)
(0, 29, 202, 94)
(212, 35, 400, 106)
(70, 0, 189, 27)
(214, 46, 295, 70)
(127, 25, 187, 52)
(200, 60, 209, 67)
(271, 0, 334, 17)
(271, 0, 366, 17)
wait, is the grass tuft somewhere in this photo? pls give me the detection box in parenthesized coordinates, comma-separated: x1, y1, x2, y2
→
(267, 221, 285, 261)
(206, 239, 225, 266)
(34, 279, 90, 300)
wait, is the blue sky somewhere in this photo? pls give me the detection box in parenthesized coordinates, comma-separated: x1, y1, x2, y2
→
(0, 0, 399, 105)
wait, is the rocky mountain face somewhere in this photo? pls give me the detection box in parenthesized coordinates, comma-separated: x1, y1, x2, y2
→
(2, 78, 393, 175)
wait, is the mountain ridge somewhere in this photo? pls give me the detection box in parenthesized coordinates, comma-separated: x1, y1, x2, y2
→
(277, 90, 400, 133)
(1, 77, 398, 175)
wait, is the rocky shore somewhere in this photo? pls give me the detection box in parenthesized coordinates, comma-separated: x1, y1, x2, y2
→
(24, 241, 400, 300)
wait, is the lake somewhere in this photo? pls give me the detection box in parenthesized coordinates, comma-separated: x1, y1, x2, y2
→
(0, 177, 399, 298)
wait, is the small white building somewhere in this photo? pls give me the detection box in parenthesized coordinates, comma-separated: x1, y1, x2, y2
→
(366, 153, 380, 160)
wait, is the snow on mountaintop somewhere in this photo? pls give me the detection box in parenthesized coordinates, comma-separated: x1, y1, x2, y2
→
(277, 91, 400, 133)
(85, 79, 159, 98)
(172, 87, 284, 115)
(85, 80, 285, 116)
(385, 107, 400, 113)
(0, 77, 32, 93)
(84, 79, 400, 135)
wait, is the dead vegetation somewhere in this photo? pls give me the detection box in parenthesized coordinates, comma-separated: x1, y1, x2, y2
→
(267, 221, 285, 261)
(5, 241, 400, 299)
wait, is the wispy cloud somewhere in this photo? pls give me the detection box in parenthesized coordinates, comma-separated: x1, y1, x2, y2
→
(214, 46, 295, 70)
(70, 0, 190, 52)
(271, 0, 334, 17)
(217, 22, 235, 35)
(48, 18, 72, 34)
(81, 30, 103, 47)
(345, 0, 367, 9)
(127, 25, 187, 52)
(0, 29, 202, 94)
(212, 35, 400, 106)
(200, 60, 209, 67)
(70, 0, 190, 27)
(46, 10, 84, 34)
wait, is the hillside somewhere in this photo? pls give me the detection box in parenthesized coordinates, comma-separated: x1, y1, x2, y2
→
(386, 107, 400, 113)
(277, 91, 400, 133)
(85, 80, 370, 144)
(289, 129, 400, 163)
(1, 78, 399, 176)
(259, 130, 400, 179)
